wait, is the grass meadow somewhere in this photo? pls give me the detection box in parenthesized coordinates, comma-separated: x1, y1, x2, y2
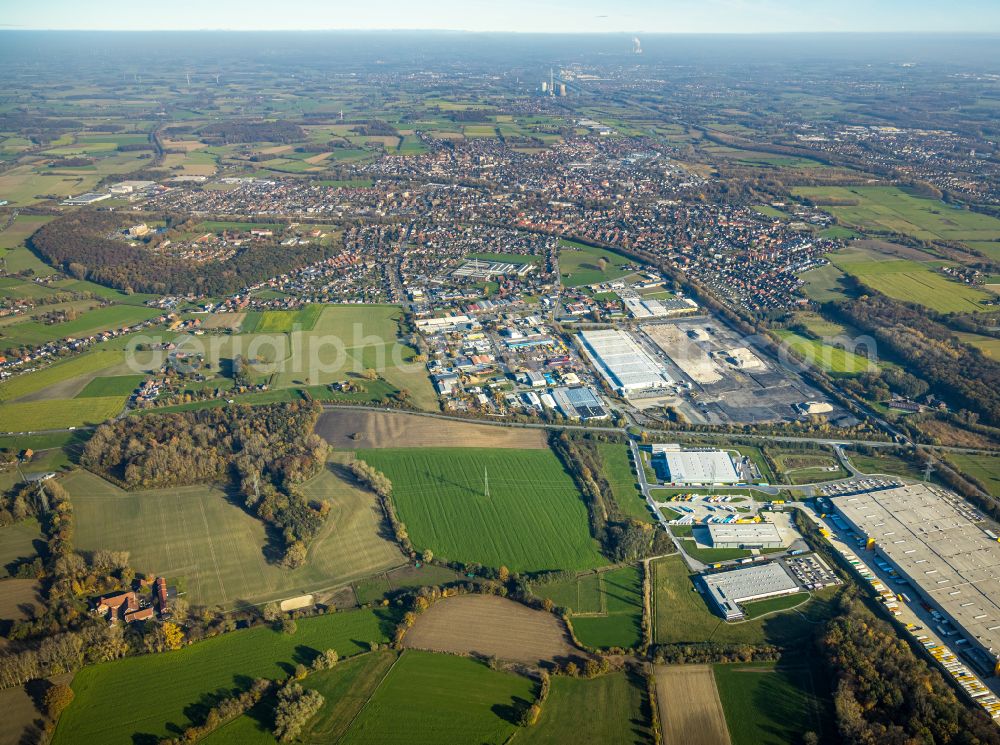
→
(64, 458, 402, 607)
(558, 239, 636, 288)
(357, 447, 607, 573)
(52, 608, 398, 745)
(338, 650, 534, 745)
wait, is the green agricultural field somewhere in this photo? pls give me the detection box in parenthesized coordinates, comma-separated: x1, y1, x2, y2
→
(957, 332, 1000, 360)
(0, 396, 126, 431)
(0, 518, 42, 577)
(75, 374, 146, 398)
(828, 247, 994, 313)
(339, 650, 534, 745)
(357, 447, 607, 573)
(0, 304, 161, 349)
(52, 607, 398, 745)
(519, 670, 655, 744)
(946, 453, 1000, 497)
(241, 304, 324, 333)
(65, 459, 402, 607)
(651, 555, 836, 647)
(714, 662, 828, 745)
(558, 240, 636, 288)
(266, 304, 436, 410)
(596, 442, 652, 523)
(566, 565, 644, 650)
(0, 350, 125, 402)
(775, 330, 876, 375)
(793, 185, 1000, 243)
(202, 651, 399, 745)
(535, 571, 604, 613)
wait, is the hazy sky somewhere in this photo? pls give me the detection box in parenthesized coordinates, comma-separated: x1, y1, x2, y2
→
(4, 0, 1000, 33)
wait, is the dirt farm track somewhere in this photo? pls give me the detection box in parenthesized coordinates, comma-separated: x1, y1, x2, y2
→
(654, 664, 732, 745)
(403, 594, 586, 667)
(316, 409, 548, 450)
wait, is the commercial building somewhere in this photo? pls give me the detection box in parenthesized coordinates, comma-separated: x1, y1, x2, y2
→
(652, 446, 741, 485)
(702, 562, 801, 621)
(552, 385, 609, 421)
(578, 328, 671, 396)
(622, 296, 698, 320)
(708, 522, 783, 549)
(831, 484, 1000, 668)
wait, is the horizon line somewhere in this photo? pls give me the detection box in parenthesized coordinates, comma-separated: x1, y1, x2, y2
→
(2, 28, 1000, 35)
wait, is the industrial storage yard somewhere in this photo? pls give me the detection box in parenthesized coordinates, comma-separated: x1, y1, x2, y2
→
(636, 317, 848, 425)
(832, 484, 1000, 670)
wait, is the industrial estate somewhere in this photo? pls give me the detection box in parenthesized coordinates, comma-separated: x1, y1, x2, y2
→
(0, 21, 999, 745)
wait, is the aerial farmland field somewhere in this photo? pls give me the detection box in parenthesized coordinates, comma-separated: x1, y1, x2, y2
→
(357, 447, 607, 572)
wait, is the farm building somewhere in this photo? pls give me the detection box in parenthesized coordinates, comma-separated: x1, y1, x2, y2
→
(652, 446, 741, 485)
(831, 484, 1000, 672)
(578, 328, 671, 396)
(707, 522, 783, 549)
(702, 562, 801, 621)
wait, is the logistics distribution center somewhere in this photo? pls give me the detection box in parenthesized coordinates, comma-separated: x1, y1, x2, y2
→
(708, 523, 783, 549)
(652, 444, 742, 485)
(832, 484, 1000, 673)
(578, 329, 671, 396)
(702, 562, 801, 621)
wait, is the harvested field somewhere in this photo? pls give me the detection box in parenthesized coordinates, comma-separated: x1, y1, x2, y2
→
(403, 594, 585, 666)
(642, 324, 722, 384)
(0, 579, 42, 619)
(200, 312, 245, 330)
(654, 665, 732, 745)
(316, 409, 547, 449)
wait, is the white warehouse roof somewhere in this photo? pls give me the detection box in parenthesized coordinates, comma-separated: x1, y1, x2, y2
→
(578, 328, 671, 395)
(708, 522, 783, 547)
(661, 449, 740, 484)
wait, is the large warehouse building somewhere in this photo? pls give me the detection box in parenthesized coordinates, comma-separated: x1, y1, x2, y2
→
(708, 523, 783, 549)
(702, 562, 801, 621)
(832, 484, 1000, 670)
(578, 329, 671, 396)
(652, 445, 742, 485)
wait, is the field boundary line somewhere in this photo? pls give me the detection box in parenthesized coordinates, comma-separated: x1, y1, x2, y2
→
(333, 651, 401, 744)
(195, 493, 228, 602)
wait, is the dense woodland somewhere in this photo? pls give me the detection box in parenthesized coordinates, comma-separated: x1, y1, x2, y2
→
(828, 295, 1000, 428)
(822, 597, 1000, 745)
(198, 120, 305, 144)
(30, 212, 333, 295)
(82, 402, 329, 565)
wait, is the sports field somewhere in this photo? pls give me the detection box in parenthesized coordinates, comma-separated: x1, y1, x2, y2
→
(357, 447, 607, 572)
(65, 458, 402, 607)
(52, 607, 398, 745)
(519, 671, 655, 744)
(339, 650, 534, 745)
(0, 395, 126, 431)
(553, 566, 644, 650)
(558, 239, 636, 287)
(714, 662, 826, 745)
(774, 330, 877, 374)
(829, 247, 994, 313)
(793, 185, 1000, 243)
